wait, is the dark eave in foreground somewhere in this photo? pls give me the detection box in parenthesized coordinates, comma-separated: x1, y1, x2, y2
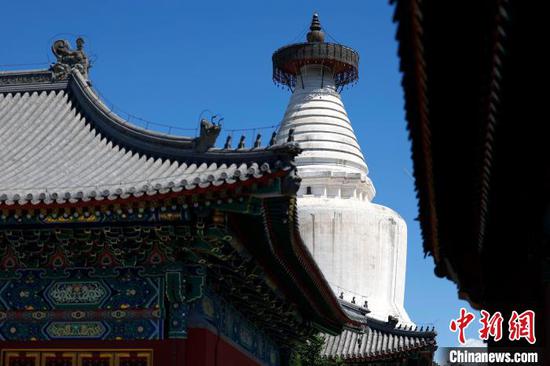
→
(393, 0, 546, 309)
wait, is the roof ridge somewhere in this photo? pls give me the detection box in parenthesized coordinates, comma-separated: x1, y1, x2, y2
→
(0, 69, 68, 93)
(69, 69, 302, 161)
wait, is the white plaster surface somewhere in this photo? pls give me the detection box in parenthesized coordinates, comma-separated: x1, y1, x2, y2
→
(276, 65, 412, 324)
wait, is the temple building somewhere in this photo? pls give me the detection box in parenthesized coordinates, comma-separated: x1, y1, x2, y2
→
(0, 39, 353, 366)
(0, 13, 436, 366)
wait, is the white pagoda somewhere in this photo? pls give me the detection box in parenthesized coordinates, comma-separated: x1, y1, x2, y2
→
(273, 13, 412, 324)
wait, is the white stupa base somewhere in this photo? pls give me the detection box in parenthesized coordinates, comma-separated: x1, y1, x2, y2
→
(297, 195, 412, 325)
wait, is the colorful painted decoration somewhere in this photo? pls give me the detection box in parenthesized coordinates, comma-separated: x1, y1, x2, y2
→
(0, 268, 171, 341)
(45, 321, 108, 339)
(47, 281, 109, 306)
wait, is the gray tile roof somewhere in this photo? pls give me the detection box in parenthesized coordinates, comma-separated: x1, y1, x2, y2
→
(0, 70, 299, 206)
(322, 301, 437, 361)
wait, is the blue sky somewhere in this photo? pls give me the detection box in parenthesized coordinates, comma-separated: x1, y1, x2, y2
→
(1, 0, 480, 357)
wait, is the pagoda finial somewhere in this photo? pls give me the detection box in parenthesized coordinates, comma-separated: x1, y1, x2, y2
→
(306, 13, 325, 43)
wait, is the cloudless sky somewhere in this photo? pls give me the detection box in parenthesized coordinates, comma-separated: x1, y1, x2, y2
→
(1, 0, 481, 358)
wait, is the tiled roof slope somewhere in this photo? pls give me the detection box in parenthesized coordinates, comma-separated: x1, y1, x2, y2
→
(0, 69, 300, 206)
(322, 301, 436, 362)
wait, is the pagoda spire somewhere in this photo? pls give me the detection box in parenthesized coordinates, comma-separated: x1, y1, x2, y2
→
(306, 13, 325, 43)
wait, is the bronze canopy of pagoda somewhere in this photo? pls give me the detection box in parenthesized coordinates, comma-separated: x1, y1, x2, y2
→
(272, 13, 359, 89)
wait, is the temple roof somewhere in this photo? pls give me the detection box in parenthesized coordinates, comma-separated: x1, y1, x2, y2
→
(322, 300, 436, 362)
(0, 68, 299, 206)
